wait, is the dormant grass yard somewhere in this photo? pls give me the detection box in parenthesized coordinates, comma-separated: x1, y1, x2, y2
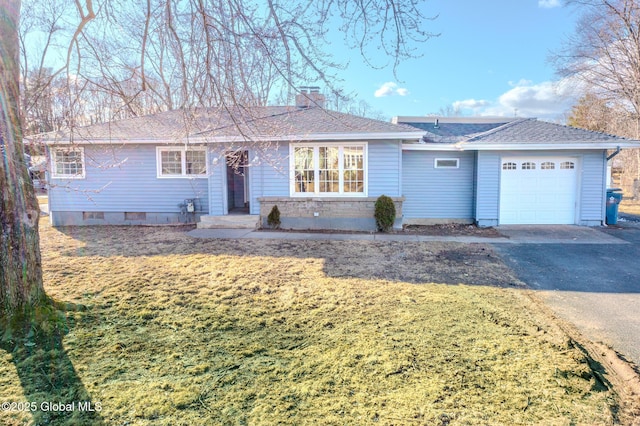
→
(0, 220, 622, 425)
(620, 200, 640, 216)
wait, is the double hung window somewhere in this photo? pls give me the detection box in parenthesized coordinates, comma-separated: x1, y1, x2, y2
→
(292, 143, 366, 196)
(51, 148, 85, 179)
(157, 147, 207, 177)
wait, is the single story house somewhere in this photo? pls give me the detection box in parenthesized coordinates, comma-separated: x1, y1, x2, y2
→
(38, 99, 640, 230)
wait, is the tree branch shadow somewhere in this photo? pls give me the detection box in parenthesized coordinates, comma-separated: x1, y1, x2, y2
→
(1, 301, 104, 425)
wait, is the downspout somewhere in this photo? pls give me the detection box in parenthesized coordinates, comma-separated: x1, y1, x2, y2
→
(45, 144, 53, 225)
(605, 146, 621, 186)
(606, 146, 621, 161)
(606, 146, 621, 189)
(603, 147, 622, 226)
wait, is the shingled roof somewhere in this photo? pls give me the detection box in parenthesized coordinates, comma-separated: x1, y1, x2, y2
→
(465, 118, 632, 144)
(396, 117, 639, 150)
(39, 106, 424, 143)
(397, 121, 507, 143)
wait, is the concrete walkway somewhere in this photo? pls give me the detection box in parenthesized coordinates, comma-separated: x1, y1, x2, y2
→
(187, 225, 628, 244)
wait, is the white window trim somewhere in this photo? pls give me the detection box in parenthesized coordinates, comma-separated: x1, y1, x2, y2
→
(289, 142, 368, 197)
(434, 158, 460, 169)
(51, 147, 86, 179)
(156, 146, 208, 178)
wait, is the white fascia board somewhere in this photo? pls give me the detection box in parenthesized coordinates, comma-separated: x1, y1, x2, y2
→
(189, 132, 424, 142)
(467, 142, 640, 150)
(403, 142, 640, 151)
(402, 143, 464, 151)
(42, 138, 163, 145)
(44, 132, 425, 145)
(276, 131, 426, 141)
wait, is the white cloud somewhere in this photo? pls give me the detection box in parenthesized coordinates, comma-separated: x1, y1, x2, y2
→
(452, 99, 490, 111)
(508, 79, 533, 87)
(450, 78, 583, 119)
(538, 0, 561, 8)
(492, 79, 580, 117)
(374, 82, 410, 98)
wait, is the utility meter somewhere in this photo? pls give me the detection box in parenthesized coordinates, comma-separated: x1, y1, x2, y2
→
(186, 200, 195, 213)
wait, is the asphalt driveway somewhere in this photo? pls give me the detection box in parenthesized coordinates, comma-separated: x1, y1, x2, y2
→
(493, 224, 640, 367)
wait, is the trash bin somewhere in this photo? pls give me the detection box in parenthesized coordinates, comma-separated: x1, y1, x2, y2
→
(606, 188, 623, 225)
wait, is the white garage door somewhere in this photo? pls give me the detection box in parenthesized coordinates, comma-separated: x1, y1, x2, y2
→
(500, 157, 578, 225)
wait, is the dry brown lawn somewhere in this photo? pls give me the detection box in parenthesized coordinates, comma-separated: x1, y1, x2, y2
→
(0, 220, 622, 425)
(619, 200, 640, 216)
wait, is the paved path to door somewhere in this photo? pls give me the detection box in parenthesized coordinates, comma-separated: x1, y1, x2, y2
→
(188, 225, 625, 244)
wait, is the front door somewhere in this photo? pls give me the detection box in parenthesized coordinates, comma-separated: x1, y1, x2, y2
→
(226, 151, 249, 214)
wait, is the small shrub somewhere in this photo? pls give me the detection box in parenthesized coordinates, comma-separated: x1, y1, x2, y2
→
(374, 195, 396, 232)
(267, 205, 281, 229)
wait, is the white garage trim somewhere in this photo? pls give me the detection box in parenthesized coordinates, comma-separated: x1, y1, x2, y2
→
(499, 156, 579, 225)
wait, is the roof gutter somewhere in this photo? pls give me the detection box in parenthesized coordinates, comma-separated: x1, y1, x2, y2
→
(37, 132, 426, 145)
(403, 142, 640, 151)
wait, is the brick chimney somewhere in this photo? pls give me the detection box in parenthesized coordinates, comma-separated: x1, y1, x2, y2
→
(295, 86, 325, 109)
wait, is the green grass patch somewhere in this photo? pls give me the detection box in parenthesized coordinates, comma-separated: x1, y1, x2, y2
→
(0, 222, 618, 425)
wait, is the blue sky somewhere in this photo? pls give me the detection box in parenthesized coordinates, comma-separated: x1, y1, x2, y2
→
(21, 0, 579, 122)
(338, 0, 581, 121)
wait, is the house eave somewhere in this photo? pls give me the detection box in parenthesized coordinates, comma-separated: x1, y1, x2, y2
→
(402, 143, 465, 151)
(402, 142, 640, 151)
(40, 131, 425, 145)
(469, 142, 640, 150)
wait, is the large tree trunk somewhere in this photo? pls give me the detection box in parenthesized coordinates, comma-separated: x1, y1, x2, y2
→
(1, 1, 46, 319)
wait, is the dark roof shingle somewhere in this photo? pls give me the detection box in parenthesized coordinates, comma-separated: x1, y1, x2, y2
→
(466, 118, 632, 144)
(399, 117, 635, 147)
(400, 121, 511, 143)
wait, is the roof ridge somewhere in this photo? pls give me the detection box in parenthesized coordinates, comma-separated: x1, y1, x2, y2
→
(464, 118, 533, 142)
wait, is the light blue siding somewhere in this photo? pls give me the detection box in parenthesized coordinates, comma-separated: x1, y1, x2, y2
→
(475, 151, 501, 226)
(368, 140, 402, 197)
(49, 144, 209, 214)
(246, 141, 402, 214)
(579, 150, 607, 225)
(402, 150, 475, 219)
(475, 150, 608, 226)
(48, 140, 610, 229)
(248, 144, 290, 214)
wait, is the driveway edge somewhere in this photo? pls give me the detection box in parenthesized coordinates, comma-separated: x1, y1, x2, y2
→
(524, 290, 640, 424)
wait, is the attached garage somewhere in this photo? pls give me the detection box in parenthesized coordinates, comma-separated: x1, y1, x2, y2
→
(499, 157, 578, 225)
(397, 116, 640, 228)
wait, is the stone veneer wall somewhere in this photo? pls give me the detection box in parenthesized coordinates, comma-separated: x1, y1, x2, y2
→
(258, 196, 404, 231)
